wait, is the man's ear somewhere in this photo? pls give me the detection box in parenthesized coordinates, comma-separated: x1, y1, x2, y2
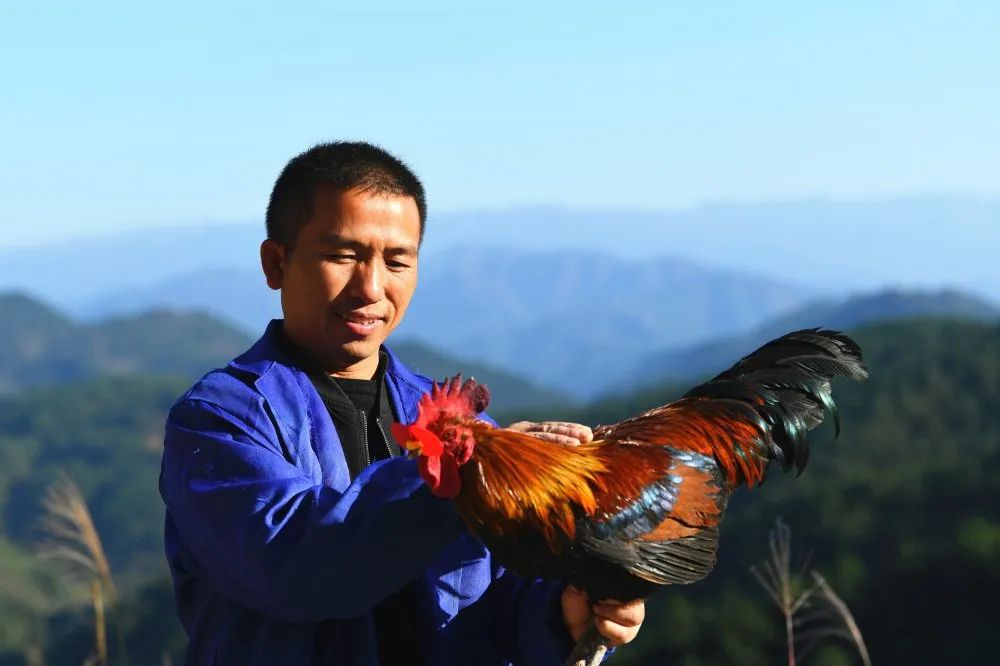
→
(260, 239, 287, 290)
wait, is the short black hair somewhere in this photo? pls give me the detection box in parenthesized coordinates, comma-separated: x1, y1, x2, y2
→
(266, 141, 427, 249)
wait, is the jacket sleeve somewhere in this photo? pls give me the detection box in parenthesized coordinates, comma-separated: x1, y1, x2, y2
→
(491, 568, 576, 666)
(160, 397, 464, 623)
(484, 569, 617, 666)
(436, 558, 571, 666)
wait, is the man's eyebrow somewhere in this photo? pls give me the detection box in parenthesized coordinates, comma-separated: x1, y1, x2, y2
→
(385, 244, 419, 257)
(318, 233, 358, 247)
(319, 233, 418, 256)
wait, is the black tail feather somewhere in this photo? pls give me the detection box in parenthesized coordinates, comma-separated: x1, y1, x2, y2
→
(684, 328, 868, 475)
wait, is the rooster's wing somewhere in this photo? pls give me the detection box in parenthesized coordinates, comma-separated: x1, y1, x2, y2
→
(572, 443, 730, 599)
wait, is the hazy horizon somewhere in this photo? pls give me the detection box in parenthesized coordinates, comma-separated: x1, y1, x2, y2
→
(2, 195, 996, 304)
(3, 190, 998, 250)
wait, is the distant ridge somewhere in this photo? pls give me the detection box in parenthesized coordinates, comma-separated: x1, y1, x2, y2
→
(3, 195, 998, 305)
(67, 247, 818, 398)
(0, 291, 253, 393)
(0, 291, 571, 410)
(623, 287, 1000, 388)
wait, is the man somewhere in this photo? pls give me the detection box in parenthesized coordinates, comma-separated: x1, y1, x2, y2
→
(160, 141, 644, 665)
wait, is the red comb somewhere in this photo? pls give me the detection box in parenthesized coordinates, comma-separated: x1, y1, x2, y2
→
(425, 375, 491, 415)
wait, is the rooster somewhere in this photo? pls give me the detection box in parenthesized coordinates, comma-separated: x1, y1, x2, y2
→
(391, 328, 869, 665)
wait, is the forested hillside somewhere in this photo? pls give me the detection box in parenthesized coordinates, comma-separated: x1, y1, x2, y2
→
(0, 317, 996, 664)
(0, 292, 251, 393)
(0, 291, 568, 410)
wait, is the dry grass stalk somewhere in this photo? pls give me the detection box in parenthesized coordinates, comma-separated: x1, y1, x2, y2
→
(24, 644, 44, 666)
(37, 474, 116, 603)
(81, 580, 108, 666)
(750, 519, 813, 666)
(37, 474, 116, 665)
(795, 572, 872, 666)
(753, 519, 872, 666)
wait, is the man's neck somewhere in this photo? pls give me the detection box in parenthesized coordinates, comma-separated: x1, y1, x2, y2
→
(278, 328, 381, 380)
(327, 356, 380, 380)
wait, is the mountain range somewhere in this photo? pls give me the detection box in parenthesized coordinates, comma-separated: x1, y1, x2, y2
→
(39, 247, 816, 397)
(0, 292, 571, 412)
(0, 292, 251, 394)
(385, 246, 824, 396)
(621, 286, 1000, 391)
(3, 195, 997, 397)
(70, 268, 1000, 398)
(3, 281, 996, 405)
(3, 195, 997, 303)
(46, 247, 819, 397)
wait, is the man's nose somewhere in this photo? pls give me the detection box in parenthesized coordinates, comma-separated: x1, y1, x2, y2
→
(349, 260, 385, 303)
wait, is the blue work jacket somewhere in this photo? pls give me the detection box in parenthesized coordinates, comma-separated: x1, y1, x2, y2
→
(160, 320, 575, 665)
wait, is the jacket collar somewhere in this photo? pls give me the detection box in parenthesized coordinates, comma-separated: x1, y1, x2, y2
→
(230, 319, 429, 423)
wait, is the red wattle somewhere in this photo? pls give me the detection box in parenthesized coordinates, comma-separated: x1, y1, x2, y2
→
(434, 452, 461, 498)
(418, 454, 441, 489)
(417, 452, 461, 498)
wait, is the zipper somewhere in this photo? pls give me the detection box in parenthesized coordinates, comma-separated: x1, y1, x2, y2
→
(374, 418, 397, 458)
(359, 410, 371, 467)
(360, 409, 397, 469)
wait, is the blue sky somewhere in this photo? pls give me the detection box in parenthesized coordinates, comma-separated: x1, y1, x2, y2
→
(1, 1, 998, 247)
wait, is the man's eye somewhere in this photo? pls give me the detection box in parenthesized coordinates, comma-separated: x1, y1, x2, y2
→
(324, 254, 356, 262)
(387, 260, 411, 270)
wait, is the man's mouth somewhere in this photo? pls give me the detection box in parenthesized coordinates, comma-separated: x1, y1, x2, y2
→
(336, 312, 384, 335)
(338, 312, 382, 323)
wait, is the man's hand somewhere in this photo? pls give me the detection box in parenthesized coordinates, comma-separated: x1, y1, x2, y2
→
(505, 421, 594, 446)
(561, 585, 645, 647)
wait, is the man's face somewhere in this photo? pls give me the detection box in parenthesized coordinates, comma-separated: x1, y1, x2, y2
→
(262, 186, 421, 378)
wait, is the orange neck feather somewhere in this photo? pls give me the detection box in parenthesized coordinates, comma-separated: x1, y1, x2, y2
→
(455, 423, 607, 548)
(454, 423, 676, 552)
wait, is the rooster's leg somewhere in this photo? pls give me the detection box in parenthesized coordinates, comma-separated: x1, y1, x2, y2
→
(564, 624, 609, 666)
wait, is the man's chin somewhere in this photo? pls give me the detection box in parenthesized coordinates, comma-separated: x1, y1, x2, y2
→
(326, 339, 383, 368)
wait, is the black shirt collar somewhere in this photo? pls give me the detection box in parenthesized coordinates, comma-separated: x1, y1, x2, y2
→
(277, 331, 390, 413)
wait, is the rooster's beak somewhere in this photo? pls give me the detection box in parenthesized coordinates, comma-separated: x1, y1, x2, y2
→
(391, 423, 444, 458)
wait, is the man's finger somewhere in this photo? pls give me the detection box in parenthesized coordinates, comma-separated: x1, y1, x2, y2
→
(540, 422, 592, 438)
(593, 616, 641, 647)
(529, 433, 582, 445)
(593, 600, 645, 628)
(561, 585, 594, 642)
(504, 421, 594, 444)
(530, 423, 593, 443)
